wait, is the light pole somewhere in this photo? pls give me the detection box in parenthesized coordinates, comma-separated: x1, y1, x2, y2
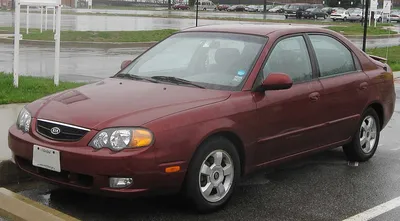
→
(195, 0, 199, 26)
(362, 0, 369, 52)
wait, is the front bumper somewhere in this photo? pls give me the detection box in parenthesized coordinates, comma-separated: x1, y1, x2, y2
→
(8, 125, 186, 197)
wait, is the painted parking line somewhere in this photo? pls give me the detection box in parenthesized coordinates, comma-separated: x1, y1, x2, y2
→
(343, 196, 400, 221)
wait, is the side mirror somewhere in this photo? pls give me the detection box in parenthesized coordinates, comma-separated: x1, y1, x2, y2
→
(120, 60, 132, 70)
(255, 72, 293, 92)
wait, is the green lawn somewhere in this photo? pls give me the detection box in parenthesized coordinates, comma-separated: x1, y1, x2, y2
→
(0, 28, 177, 42)
(367, 46, 400, 71)
(326, 25, 397, 36)
(0, 73, 85, 104)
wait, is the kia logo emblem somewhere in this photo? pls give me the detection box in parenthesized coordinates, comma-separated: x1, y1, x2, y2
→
(50, 127, 61, 135)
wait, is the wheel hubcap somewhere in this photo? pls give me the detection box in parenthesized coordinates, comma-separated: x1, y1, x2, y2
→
(198, 150, 234, 203)
(359, 116, 378, 154)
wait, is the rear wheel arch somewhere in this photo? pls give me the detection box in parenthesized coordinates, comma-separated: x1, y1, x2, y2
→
(366, 102, 384, 130)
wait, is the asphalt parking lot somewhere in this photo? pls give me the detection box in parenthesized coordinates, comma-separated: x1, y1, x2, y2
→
(3, 83, 400, 221)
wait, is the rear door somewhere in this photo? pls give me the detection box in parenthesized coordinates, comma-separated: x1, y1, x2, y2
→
(306, 34, 369, 145)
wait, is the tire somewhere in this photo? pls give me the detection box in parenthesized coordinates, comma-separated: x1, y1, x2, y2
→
(332, 18, 336, 21)
(285, 15, 288, 19)
(185, 137, 240, 213)
(343, 108, 381, 162)
(344, 17, 347, 21)
(324, 14, 327, 19)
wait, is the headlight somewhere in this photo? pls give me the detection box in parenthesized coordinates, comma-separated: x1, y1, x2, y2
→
(89, 128, 154, 151)
(16, 107, 31, 133)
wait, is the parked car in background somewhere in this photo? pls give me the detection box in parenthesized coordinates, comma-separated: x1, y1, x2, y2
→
(302, 7, 328, 19)
(9, 24, 395, 213)
(348, 8, 364, 22)
(284, 3, 312, 19)
(322, 7, 333, 14)
(227, 5, 245, 11)
(245, 5, 259, 12)
(283, 4, 291, 11)
(172, 3, 190, 10)
(261, 5, 274, 12)
(390, 10, 400, 22)
(196, 0, 216, 11)
(331, 7, 345, 13)
(347, 7, 361, 13)
(374, 10, 390, 22)
(330, 9, 350, 21)
(269, 5, 284, 13)
(311, 4, 324, 8)
(217, 4, 229, 11)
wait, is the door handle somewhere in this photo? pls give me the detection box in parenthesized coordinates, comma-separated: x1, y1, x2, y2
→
(309, 92, 320, 102)
(359, 82, 368, 90)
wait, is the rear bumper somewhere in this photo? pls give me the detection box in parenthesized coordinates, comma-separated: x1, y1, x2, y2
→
(8, 125, 186, 197)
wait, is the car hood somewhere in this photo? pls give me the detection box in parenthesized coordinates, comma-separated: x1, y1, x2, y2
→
(32, 78, 231, 130)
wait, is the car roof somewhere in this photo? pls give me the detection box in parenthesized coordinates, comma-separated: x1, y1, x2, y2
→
(181, 24, 334, 37)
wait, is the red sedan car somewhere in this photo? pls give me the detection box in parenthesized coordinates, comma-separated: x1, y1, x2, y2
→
(172, 3, 190, 10)
(9, 25, 395, 212)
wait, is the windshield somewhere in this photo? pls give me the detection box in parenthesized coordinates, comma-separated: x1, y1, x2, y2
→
(117, 32, 267, 91)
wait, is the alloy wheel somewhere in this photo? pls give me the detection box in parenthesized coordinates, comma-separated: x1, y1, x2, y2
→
(359, 116, 378, 154)
(198, 150, 234, 203)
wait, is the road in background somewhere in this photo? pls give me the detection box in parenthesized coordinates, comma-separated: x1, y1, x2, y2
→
(0, 11, 325, 31)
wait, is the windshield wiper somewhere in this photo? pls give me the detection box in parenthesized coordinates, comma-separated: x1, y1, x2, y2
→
(114, 74, 160, 83)
(150, 76, 205, 89)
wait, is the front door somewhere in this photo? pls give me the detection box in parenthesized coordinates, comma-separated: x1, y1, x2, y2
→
(253, 35, 325, 165)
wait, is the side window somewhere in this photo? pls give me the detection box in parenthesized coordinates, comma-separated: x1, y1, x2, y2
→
(309, 35, 356, 77)
(262, 36, 313, 83)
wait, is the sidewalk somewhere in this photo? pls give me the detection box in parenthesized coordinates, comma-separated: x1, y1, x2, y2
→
(0, 103, 32, 186)
(0, 103, 25, 161)
(395, 71, 400, 79)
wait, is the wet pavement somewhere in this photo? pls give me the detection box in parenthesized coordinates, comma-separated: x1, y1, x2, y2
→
(3, 84, 400, 220)
(0, 43, 145, 82)
(74, 8, 288, 20)
(0, 11, 325, 31)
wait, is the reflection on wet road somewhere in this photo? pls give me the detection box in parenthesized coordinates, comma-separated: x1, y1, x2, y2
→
(6, 85, 400, 220)
(0, 11, 324, 31)
(0, 43, 145, 82)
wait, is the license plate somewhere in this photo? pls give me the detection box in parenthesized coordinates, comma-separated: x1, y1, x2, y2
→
(32, 145, 61, 172)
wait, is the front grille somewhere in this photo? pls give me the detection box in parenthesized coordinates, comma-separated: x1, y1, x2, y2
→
(36, 119, 90, 142)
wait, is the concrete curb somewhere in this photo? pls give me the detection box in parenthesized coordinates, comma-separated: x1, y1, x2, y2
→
(0, 187, 79, 220)
(0, 37, 157, 48)
(0, 160, 33, 186)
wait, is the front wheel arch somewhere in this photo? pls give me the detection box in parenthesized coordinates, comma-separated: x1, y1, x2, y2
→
(190, 131, 246, 177)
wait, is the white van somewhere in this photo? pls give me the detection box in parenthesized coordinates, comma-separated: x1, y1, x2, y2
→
(196, 0, 216, 11)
